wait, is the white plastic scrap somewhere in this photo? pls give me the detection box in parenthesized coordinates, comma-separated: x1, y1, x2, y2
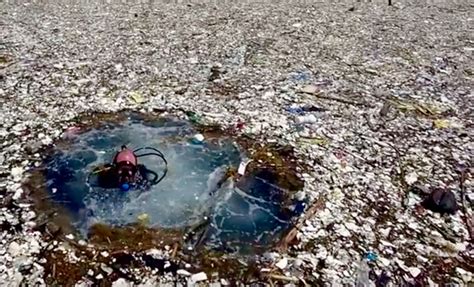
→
(275, 257, 289, 270)
(190, 272, 208, 283)
(237, 159, 252, 175)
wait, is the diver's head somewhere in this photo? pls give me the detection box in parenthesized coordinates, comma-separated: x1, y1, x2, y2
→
(113, 146, 138, 191)
(117, 161, 136, 190)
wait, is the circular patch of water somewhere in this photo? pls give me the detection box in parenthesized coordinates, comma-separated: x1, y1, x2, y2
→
(41, 114, 304, 254)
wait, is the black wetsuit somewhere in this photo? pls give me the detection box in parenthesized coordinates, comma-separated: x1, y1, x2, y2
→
(95, 164, 157, 190)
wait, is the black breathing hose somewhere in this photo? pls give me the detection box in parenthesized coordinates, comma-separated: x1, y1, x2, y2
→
(134, 147, 168, 185)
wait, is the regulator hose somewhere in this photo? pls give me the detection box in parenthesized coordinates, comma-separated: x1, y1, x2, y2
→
(133, 146, 168, 186)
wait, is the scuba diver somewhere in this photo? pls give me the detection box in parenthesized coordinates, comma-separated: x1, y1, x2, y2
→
(88, 145, 167, 191)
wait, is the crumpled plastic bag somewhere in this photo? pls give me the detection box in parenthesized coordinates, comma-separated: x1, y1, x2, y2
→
(137, 213, 150, 224)
(129, 91, 145, 104)
(433, 119, 450, 129)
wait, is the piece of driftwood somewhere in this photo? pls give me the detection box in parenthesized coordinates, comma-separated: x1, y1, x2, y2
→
(171, 242, 179, 258)
(264, 274, 300, 282)
(276, 197, 325, 252)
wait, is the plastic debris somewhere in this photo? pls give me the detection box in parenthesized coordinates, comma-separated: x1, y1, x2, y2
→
(355, 260, 370, 287)
(285, 105, 326, 115)
(275, 257, 288, 270)
(129, 91, 144, 104)
(11, 167, 23, 180)
(404, 172, 418, 185)
(433, 119, 450, 129)
(390, 99, 442, 116)
(235, 119, 245, 130)
(375, 271, 391, 286)
(100, 263, 113, 275)
(290, 71, 311, 82)
(177, 269, 191, 276)
(301, 84, 318, 94)
(137, 213, 150, 224)
(422, 188, 459, 214)
(237, 159, 252, 176)
(190, 272, 207, 282)
(378, 257, 391, 267)
(112, 278, 132, 287)
(63, 126, 81, 138)
(299, 136, 330, 146)
(1, 2, 472, 286)
(365, 251, 378, 262)
(295, 114, 317, 124)
(292, 22, 302, 28)
(408, 267, 422, 278)
(285, 107, 306, 115)
(186, 111, 201, 124)
(8, 242, 21, 257)
(192, 133, 205, 144)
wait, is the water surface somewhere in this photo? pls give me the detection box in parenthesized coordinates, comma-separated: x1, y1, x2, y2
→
(45, 116, 302, 253)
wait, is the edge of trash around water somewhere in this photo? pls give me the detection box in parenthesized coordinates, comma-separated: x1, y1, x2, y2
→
(21, 109, 311, 286)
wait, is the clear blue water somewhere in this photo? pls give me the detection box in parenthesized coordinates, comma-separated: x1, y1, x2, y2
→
(44, 115, 303, 252)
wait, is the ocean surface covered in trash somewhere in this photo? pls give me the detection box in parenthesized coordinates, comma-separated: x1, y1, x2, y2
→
(44, 115, 303, 253)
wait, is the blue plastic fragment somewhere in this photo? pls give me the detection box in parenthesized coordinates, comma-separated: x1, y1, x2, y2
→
(285, 107, 305, 115)
(365, 251, 378, 262)
(293, 201, 306, 214)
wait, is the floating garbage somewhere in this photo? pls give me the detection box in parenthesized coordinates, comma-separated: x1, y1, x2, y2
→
(295, 114, 317, 124)
(365, 251, 378, 262)
(422, 188, 459, 215)
(290, 71, 312, 82)
(129, 91, 145, 104)
(433, 119, 450, 129)
(63, 126, 82, 138)
(355, 259, 370, 287)
(285, 107, 306, 115)
(192, 133, 205, 144)
(301, 84, 318, 94)
(137, 213, 150, 224)
(375, 270, 391, 286)
(237, 159, 252, 176)
(186, 111, 201, 124)
(235, 119, 245, 131)
(285, 105, 326, 115)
